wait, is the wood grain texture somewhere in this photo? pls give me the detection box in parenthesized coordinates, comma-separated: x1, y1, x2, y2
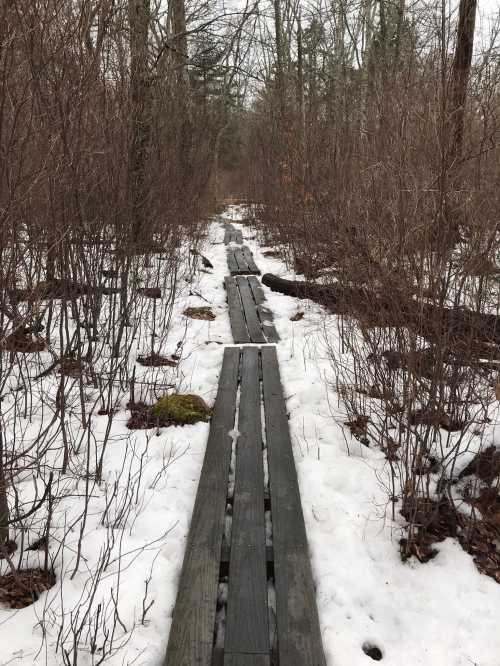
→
(164, 348, 240, 666)
(247, 277, 280, 343)
(236, 278, 267, 344)
(227, 246, 260, 275)
(261, 346, 326, 666)
(241, 246, 261, 274)
(234, 248, 248, 272)
(225, 276, 250, 343)
(225, 347, 269, 656)
(224, 654, 271, 666)
(227, 249, 240, 274)
(224, 224, 243, 245)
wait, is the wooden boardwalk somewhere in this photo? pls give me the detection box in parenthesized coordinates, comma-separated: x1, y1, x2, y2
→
(225, 276, 279, 344)
(226, 246, 261, 276)
(164, 222, 325, 666)
(224, 221, 260, 276)
(224, 223, 243, 245)
(164, 347, 325, 666)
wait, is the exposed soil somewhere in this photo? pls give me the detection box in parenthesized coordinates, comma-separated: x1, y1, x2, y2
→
(412, 454, 440, 476)
(138, 287, 162, 299)
(0, 541, 18, 558)
(345, 415, 370, 446)
(10, 279, 94, 302)
(459, 519, 500, 583)
(136, 354, 178, 367)
(1, 331, 47, 353)
(400, 496, 458, 563)
(27, 535, 48, 551)
(58, 357, 85, 378)
(410, 408, 463, 432)
(126, 401, 154, 429)
(459, 446, 500, 484)
(382, 436, 400, 461)
(0, 568, 55, 609)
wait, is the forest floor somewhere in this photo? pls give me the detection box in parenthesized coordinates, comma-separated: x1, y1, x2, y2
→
(1, 206, 500, 666)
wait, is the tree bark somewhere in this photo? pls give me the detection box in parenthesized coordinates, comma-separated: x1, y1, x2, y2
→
(128, 0, 152, 243)
(450, 0, 477, 160)
(0, 425, 9, 547)
(171, 0, 191, 180)
(273, 0, 286, 120)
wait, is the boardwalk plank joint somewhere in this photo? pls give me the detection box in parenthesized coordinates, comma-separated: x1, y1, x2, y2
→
(164, 345, 325, 666)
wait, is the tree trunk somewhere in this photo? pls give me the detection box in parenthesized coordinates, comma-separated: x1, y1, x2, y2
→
(171, 0, 191, 180)
(273, 0, 286, 120)
(450, 0, 477, 160)
(0, 426, 9, 547)
(128, 0, 152, 243)
(262, 273, 500, 355)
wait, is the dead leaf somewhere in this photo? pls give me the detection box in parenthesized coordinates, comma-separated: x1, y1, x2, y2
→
(183, 307, 216, 321)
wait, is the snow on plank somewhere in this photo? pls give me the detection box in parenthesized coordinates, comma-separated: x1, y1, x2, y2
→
(164, 347, 240, 666)
(165, 347, 324, 666)
(225, 276, 279, 344)
(226, 246, 261, 276)
(225, 347, 269, 656)
(224, 223, 243, 245)
(261, 346, 326, 666)
(246, 276, 280, 343)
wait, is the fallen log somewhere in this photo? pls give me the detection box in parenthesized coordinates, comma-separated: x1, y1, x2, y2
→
(261, 273, 338, 305)
(261, 274, 415, 322)
(261, 273, 500, 355)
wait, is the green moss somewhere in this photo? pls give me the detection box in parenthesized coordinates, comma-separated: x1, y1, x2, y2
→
(152, 394, 211, 425)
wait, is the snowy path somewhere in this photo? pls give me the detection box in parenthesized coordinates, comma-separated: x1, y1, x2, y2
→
(164, 226, 325, 665)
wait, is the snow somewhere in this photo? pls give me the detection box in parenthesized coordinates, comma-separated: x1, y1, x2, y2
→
(0, 223, 231, 665)
(2, 206, 500, 665)
(225, 206, 500, 666)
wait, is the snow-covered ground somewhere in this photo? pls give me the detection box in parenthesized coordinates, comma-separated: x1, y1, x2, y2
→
(2, 206, 500, 665)
(0, 224, 231, 665)
(224, 206, 500, 666)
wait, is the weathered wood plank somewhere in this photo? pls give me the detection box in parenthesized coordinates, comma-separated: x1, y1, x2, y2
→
(225, 347, 269, 656)
(221, 544, 274, 566)
(225, 276, 250, 344)
(224, 654, 271, 666)
(213, 648, 224, 666)
(224, 223, 243, 246)
(227, 249, 240, 274)
(236, 278, 267, 344)
(233, 247, 249, 272)
(164, 348, 240, 666)
(241, 246, 261, 274)
(246, 275, 265, 307)
(261, 346, 326, 666)
(247, 277, 280, 343)
(227, 248, 260, 275)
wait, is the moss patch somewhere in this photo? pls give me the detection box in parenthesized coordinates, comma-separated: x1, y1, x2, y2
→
(152, 394, 211, 425)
